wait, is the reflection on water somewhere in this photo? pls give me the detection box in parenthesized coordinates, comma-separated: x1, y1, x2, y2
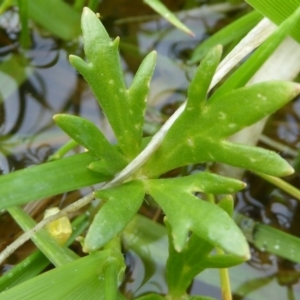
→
(1, 2, 300, 299)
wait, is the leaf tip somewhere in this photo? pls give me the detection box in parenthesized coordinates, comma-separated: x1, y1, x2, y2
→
(281, 164, 295, 177)
(188, 30, 195, 38)
(82, 6, 93, 18)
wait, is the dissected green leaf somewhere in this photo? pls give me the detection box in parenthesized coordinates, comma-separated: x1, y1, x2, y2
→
(0, 152, 109, 209)
(69, 7, 156, 159)
(144, 172, 249, 257)
(54, 114, 128, 174)
(142, 80, 299, 177)
(164, 197, 245, 297)
(246, 0, 300, 43)
(190, 10, 262, 63)
(84, 180, 145, 252)
(0, 250, 125, 300)
(143, 0, 194, 36)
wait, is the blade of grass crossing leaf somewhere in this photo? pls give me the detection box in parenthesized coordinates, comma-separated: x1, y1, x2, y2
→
(189, 10, 262, 63)
(246, 0, 300, 43)
(213, 5, 300, 97)
(0, 215, 89, 291)
(7, 206, 78, 267)
(143, 0, 194, 36)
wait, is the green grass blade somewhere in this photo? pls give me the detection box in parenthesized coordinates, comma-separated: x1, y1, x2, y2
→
(246, 0, 300, 43)
(0, 251, 48, 293)
(0, 215, 88, 291)
(213, 5, 300, 98)
(7, 206, 78, 267)
(189, 10, 262, 63)
(0, 251, 124, 300)
(28, 0, 81, 40)
(0, 152, 109, 209)
(236, 213, 300, 264)
(143, 0, 194, 36)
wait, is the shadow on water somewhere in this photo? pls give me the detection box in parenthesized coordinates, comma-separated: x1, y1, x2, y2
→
(1, 1, 300, 299)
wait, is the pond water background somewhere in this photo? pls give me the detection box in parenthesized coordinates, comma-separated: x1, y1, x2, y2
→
(1, 1, 300, 299)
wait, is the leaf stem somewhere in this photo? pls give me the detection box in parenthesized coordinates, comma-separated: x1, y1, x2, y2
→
(216, 247, 232, 300)
(255, 172, 300, 202)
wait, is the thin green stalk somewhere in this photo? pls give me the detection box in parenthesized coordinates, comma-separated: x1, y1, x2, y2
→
(87, 0, 99, 11)
(47, 139, 78, 161)
(216, 247, 232, 300)
(209, 194, 232, 300)
(17, 0, 31, 48)
(255, 172, 300, 202)
(73, 0, 85, 11)
(287, 285, 295, 300)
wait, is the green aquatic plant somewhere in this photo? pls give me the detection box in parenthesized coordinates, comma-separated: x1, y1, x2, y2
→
(0, 3, 300, 300)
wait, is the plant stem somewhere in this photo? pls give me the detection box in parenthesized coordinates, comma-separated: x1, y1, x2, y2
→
(48, 139, 78, 161)
(209, 193, 232, 300)
(255, 172, 300, 202)
(216, 247, 232, 300)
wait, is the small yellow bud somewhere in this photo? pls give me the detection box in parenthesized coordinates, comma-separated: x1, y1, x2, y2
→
(44, 207, 72, 245)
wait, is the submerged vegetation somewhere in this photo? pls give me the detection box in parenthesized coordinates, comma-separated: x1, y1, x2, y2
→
(1, 0, 300, 299)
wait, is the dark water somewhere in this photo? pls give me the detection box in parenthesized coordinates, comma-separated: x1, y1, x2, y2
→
(1, 2, 300, 299)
